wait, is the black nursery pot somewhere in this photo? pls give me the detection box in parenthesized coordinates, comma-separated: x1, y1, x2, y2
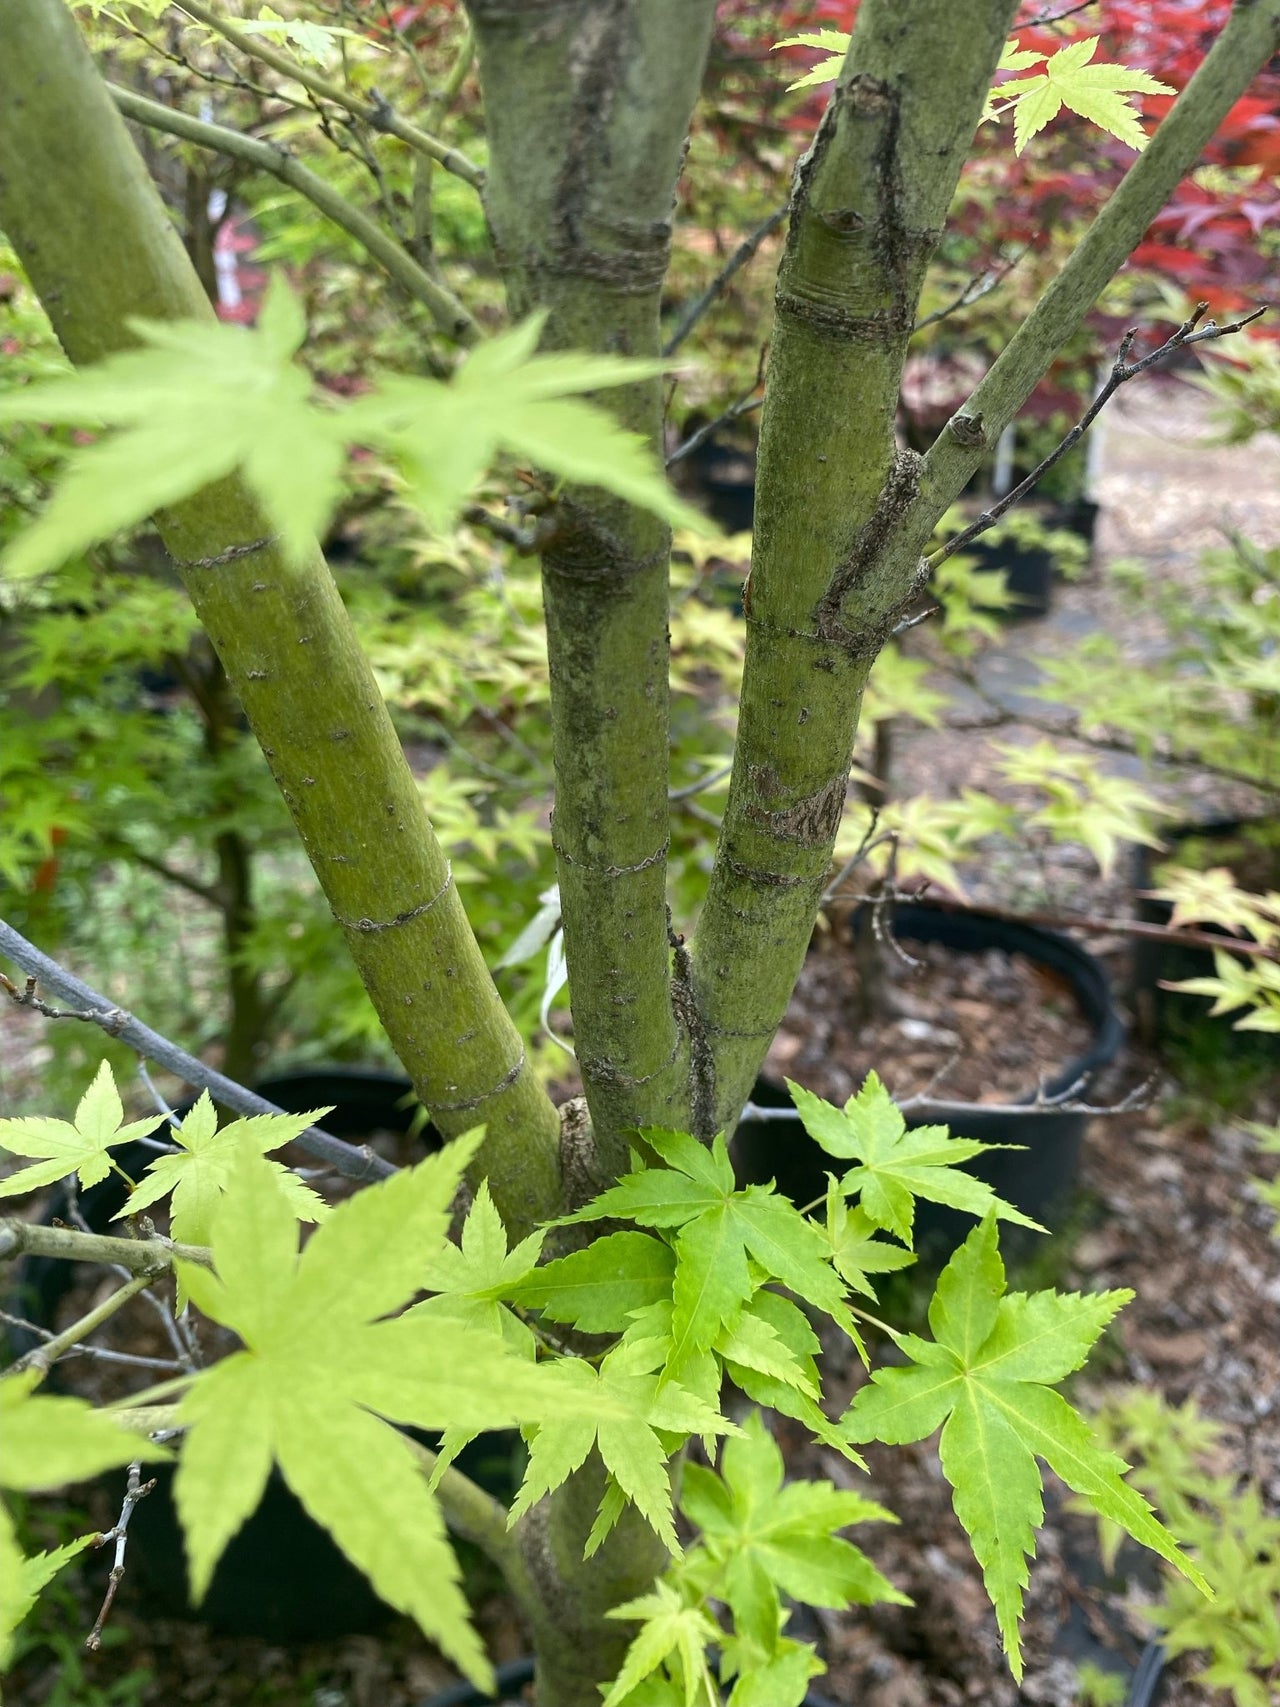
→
(965, 530, 1055, 619)
(1130, 819, 1280, 1064)
(733, 905, 1125, 1260)
(6, 1068, 517, 1642)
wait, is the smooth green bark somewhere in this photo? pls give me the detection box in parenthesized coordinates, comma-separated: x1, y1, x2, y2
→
(0, 0, 561, 1235)
(467, 0, 718, 1160)
(691, 0, 1021, 1127)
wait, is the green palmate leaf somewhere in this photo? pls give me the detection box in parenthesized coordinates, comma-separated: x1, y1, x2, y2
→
(119, 1091, 331, 1250)
(172, 1141, 603, 1692)
(842, 1217, 1209, 1680)
(559, 1130, 858, 1364)
(509, 1338, 732, 1554)
(824, 1180, 916, 1296)
(0, 1370, 167, 1667)
(514, 1230, 676, 1333)
(773, 30, 849, 91)
(719, 1290, 864, 1469)
(0, 1058, 165, 1197)
(997, 36, 1174, 155)
(789, 1076, 1042, 1248)
(0, 289, 710, 579)
(681, 1412, 906, 1664)
(603, 1580, 721, 1707)
(415, 1178, 544, 1353)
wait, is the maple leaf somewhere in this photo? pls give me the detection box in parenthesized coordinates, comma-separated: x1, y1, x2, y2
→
(602, 1580, 721, 1707)
(773, 30, 849, 91)
(788, 1076, 1042, 1247)
(1, 1370, 167, 1666)
(509, 1335, 732, 1555)
(681, 1412, 907, 1662)
(171, 1139, 603, 1690)
(843, 1216, 1209, 1679)
(997, 36, 1175, 155)
(558, 1129, 858, 1367)
(416, 1178, 544, 1350)
(119, 1090, 330, 1248)
(0, 289, 710, 579)
(0, 1058, 165, 1198)
(715, 1290, 865, 1469)
(823, 1179, 916, 1296)
(513, 1229, 675, 1334)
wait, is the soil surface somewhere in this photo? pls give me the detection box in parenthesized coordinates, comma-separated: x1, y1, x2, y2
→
(766, 929, 1097, 1109)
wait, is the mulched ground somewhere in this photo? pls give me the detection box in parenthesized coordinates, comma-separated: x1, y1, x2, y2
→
(5, 379, 1279, 1706)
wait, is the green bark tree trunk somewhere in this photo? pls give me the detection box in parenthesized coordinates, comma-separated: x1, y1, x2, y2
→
(0, 0, 561, 1237)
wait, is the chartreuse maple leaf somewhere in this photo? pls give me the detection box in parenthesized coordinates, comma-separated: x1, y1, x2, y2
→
(789, 1076, 1042, 1248)
(509, 1333, 731, 1556)
(415, 1178, 544, 1352)
(513, 1229, 676, 1333)
(0, 1059, 165, 1198)
(0, 284, 709, 580)
(823, 1179, 916, 1296)
(171, 1139, 606, 1691)
(997, 36, 1174, 155)
(0, 1370, 168, 1666)
(842, 1216, 1210, 1680)
(681, 1412, 907, 1659)
(118, 1090, 331, 1249)
(558, 1129, 859, 1370)
(602, 1580, 721, 1707)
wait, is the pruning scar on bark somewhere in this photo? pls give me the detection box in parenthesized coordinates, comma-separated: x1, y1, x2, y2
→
(172, 535, 277, 570)
(430, 1048, 526, 1113)
(669, 928, 716, 1139)
(335, 864, 454, 933)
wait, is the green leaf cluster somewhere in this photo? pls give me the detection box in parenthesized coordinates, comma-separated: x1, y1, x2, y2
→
(0, 282, 709, 579)
(170, 1136, 603, 1693)
(843, 1216, 1208, 1679)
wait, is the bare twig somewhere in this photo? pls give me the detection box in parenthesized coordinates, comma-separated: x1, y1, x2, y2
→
(881, 890, 1280, 966)
(174, 0, 485, 186)
(86, 1463, 157, 1651)
(0, 1218, 211, 1276)
(0, 918, 396, 1184)
(669, 763, 733, 803)
(891, 601, 940, 638)
(0, 1311, 186, 1374)
(1017, 0, 1098, 28)
(663, 205, 789, 356)
(666, 344, 770, 470)
(913, 247, 1028, 334)
(929, 302, 1267, 571)
(9, 1275, 155, 1379)
(109, 83, 479, 344)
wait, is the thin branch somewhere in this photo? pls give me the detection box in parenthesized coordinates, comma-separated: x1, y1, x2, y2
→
(174, 0, 485, 186)
(9, 1274, 155, 1380)
(108, 83, 479, 344)
(882, 890, 1280, 966)
(663, 204, 788, 356)
(666, 346, 768, 469)
(86, 1462, 157, 1651)
(668, 763, 733, 803)
(912, 246, 1028, 334)
(939, 660, 1280, 799)
(0, 1218, 212, 1276)
(430, 25, 475, 125)
(1017, 0, 1098, 27)
(0, 919, 396, 1184)
(929, 303, 1266, 570)
(399, 1433, 520, 1573)
(104, 838, 225, 907)
(0, 1312, 187, 1374)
